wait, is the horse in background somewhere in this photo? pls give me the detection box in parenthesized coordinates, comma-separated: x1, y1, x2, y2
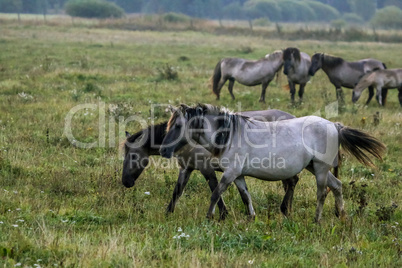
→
(353, 69, 402, 106)
(211, 50, 284, 103)
(308, 53, 388, 105)
(282, 47, 312, 103)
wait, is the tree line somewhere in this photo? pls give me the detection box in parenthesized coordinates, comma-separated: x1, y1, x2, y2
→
(1, 0, 402, 25)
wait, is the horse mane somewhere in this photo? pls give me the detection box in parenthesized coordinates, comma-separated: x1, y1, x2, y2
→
(265, 50, 283, 61)
(168, 104, 247, 156)
(322, 54, 344, 68)
(123, 121, 168, 153)
(283, 47, 301, 62)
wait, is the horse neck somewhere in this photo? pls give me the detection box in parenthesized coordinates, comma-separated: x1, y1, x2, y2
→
(266, 56, 283, 71)
(139, 122, 168, 156)
(321, 55, 343, 74)
(356, 73, 374, 92)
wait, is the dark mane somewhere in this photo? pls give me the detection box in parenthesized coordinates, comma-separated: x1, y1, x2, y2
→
(168, 104, 247, 156)
(283, 47, 301, 62)
(124, 121, 168, 153)
(322, 54, 344, 68)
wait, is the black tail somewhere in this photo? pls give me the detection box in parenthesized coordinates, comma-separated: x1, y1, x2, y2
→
(382, 62, 387, 69)
(336, 123, 386, 167)
(212, 60, 222, 99)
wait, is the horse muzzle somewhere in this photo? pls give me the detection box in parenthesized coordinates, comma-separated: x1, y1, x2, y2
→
(160, 146, 174, 159)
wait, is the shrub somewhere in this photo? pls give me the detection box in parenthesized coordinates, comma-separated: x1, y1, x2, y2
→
(65, 0, 125, 19)
(162, 12, 190, 23)
(253, 17, 271, 27)
(371, 6, 402, 29)
(331, 19, 346, 30)
(342, 13, 365, 24)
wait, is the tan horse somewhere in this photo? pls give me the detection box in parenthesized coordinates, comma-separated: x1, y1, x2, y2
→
(353, 69, 402, 106)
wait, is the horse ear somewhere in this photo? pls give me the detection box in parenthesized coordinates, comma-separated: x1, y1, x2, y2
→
(194, 106, 204, 128)
(125, 131, 131, 138)
(167, 105, 176, 114)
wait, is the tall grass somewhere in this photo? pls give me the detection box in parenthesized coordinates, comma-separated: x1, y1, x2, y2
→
(0, 18, 401, 267)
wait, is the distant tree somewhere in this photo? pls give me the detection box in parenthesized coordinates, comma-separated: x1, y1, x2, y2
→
(223, 1, 245, 20)
(0, 0, 22, 13)
(278, 0, 316, 22)
(371, 5, 402, 28)
(244, 0, 282, 22)
(304, 1, 340, 21)
(108, 0, 143, 13)
(65, 0, 125, 18)
(349, 0, 376, 21)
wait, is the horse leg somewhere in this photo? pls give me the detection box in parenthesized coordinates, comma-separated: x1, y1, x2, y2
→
(207, 173, 236, 219)
(233, 176, 255, 220)
(199, 169, 228, 220)
(326, 172, 346, 220)
(215, 78, 227, 100)
(366, 86, 374, 105)
(376, 87, 383, 106)
(312, 161, 330, 223)
(381, 88, 388, 106)
(306, 165, 344, 220)
(398, 86, 402, 107)
(259, 81, 270, 103)
(298, 83, 306, 102)
(166, 168, 193, 214)
(280, 176, 299, 216)
(336, 87, 344, 104)
(228, 79, 235, 100)
(289, 80, 296, 103)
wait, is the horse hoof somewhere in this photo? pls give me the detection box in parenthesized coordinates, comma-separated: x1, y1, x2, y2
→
(219, 210, 228, 221)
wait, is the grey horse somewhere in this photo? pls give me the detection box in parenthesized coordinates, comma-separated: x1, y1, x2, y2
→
(122, 109, 299, 220)
(283, 47, 312, 102)
(308, 53, 388, 105)
(160, 104, 385, 222)
(212, 50, 284, 103)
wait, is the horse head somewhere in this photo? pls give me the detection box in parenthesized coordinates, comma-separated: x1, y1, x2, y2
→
(283, 47, 301, 75)
(308, 53, 324, 76)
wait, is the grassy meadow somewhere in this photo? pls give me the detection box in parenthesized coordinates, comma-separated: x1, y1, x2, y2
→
(0, 17, 401, 267)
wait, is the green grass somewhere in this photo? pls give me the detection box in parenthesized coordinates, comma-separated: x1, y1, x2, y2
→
(0, 19, 401, 267)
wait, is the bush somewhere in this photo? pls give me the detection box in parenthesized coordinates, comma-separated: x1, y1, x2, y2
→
(305, 1, 340, 21)
(253, 17, 271, 27)
(371, 6, 402, 29)
(162, 12, 191, 23)
(331, 19, 346, 30)
(342, 13, 365, 24)
(65, 0, 125, 19)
